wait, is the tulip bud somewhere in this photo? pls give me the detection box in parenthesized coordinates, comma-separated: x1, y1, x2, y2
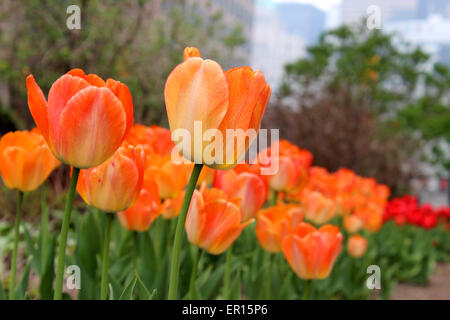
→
(303, 191, 337, 225)
(256, 204, 303, 253)
(213, 169, 267, 221)
(282, 222, 343, 279)
(118, 178, 161, 232)
(185, 184, 252, 254)
(347, 235, 368, 258)
(0, 129, 60, 191)
(77, 142, 144, 212)
(343, 214, 364, 233)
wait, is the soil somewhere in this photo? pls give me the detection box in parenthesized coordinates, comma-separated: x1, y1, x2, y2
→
(389, 262, 450, 300)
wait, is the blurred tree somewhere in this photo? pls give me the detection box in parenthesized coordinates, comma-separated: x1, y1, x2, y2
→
(0, 0, 246, 134)
(397, 62, 450, 171)
(264, 23, 448, 195)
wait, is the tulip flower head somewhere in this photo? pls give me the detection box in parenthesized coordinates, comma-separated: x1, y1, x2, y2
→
(27, 69, 133, 168)
(164, 47, 271, 170)
(282, 222, 343, 279)
(118, 178, 161, 232)
(256, 204, 303, 253)
(185, 183, 253, 254)
(0, 129, 60, 191)
(125, 124, 174, 160)
(259, 140, 312, 192)
(213, 169, 267, 221)
(77, 142, 144, 212)
(343, 214, 364, 233)
(303, 191, 337, 225)
(347, 235, 368, 258)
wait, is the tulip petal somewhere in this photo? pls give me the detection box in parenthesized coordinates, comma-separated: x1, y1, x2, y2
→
(0, 146, 26, 189)
(234, 172, 267, 221)
(67, 69, 106, 87)
(164, 58, 228, 162)
(186, 190, 206, 244)
(26, 75, 50, 142)
(221, 67, 266, 132)
(184, 47, 201, 61)
(59, 87, 127, 167)
(106, 79, 134, 134)
(48, 74, 91, 155)
(21, 145, 59, 191)
(83, 149, 139, 212)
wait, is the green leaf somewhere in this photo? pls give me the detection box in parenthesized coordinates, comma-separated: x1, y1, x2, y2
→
(39, 234, 56, 300)
(0, 281, 7, 300)
(108, 284, 114, 300)
(14, 261, 31, 300)
(134, 271, 152, 300)
(119, 276, 137, 300)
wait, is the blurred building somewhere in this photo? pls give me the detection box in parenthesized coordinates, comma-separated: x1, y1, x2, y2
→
(385, 14, 450, 66)
(183, 0, 255, 66)
(276, 3, 326, 45)
(252, 1, 326, 89)
(342, 0, 417, 24)
(251, 4, 306, 90)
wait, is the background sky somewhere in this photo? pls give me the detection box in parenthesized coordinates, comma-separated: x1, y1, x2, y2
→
(270, 0, 342, 11)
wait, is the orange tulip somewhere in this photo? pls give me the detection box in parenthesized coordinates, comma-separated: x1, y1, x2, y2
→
(213, 169, 267, 221)
(343, 214, 364, 233)
(256, 204, 303, 253)
(160, 190, 186, 219)
(347, 235, 368, 258)
(77, 142, 144, 212)
(164, 47, 271, 169)
(282, 222, 343, 279)
(27, 69, 133, 168)
(259, 140, 312, 192)
(0, 129, 60, 191)
(197, 166, 215, 187)
(145, 158, 191, 200)
(125, 124, 174, 160)
(185, 184, 252, 254)
(303, 191, 337, 225)
(118, 178, 161, 232)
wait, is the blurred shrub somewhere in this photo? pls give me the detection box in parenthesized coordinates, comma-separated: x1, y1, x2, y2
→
(0, 0, 246, 133)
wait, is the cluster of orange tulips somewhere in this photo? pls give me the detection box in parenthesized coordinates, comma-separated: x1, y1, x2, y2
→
(1, 46, 393, 300)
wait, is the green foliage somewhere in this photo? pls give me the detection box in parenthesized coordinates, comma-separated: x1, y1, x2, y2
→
(0, 0, 247, 132)
(1, 198, 448, 300)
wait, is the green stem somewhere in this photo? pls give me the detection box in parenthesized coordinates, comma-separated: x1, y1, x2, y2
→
(167, 163, 203, 300)
(100, 212, 113, 300)
(54, 167, 80, 300)
(188, 247, 202, 299)
(40, 184, 49, 274)
(302, 279, 312, 300)
(265, 252, 273, 299)
(271, 191, 278, 206)
(9, 191, 24, 300)
(223, 244, 233, 299)
(132, 231, 138, 271)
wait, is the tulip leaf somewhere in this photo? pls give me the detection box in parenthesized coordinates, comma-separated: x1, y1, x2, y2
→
(134, 271, 152, 300)
(119, 276, 137, 300)
(14, 261, 31, 300)
(108, 284, 114, 300)
(22, 224, 40, 275)
(39, 233, 56, 300)
(0, 281, 6, 300)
